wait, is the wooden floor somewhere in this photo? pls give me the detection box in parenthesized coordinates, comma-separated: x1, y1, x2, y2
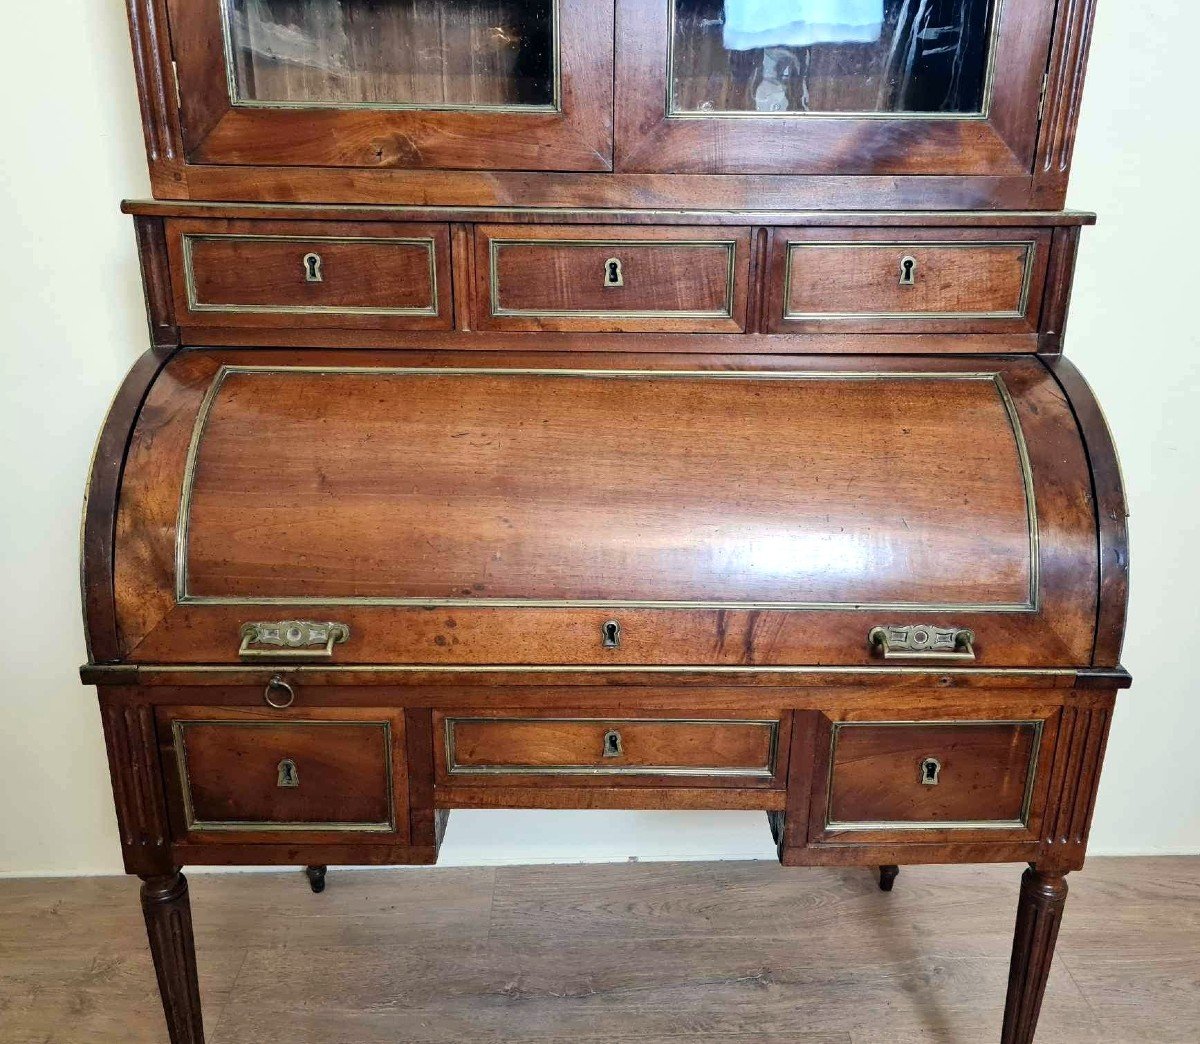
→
(0, 856, 1196, 1043)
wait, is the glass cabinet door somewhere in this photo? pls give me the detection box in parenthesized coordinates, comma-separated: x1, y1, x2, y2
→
(616, 0, 1055, 174)
(167, 0, 613, 170)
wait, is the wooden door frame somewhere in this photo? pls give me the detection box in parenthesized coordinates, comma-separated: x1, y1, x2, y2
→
(163, 0, 614, 171)
(615, 0, 1055, 175)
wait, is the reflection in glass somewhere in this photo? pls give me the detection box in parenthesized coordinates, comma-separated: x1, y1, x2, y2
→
(671, 0, 997, 116)
(224, 0, 556, 110)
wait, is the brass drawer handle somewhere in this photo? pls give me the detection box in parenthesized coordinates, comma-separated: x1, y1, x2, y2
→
(264, 675, 295, 709)
(239, 620, 350, 660)
(869, 625, 975, 661)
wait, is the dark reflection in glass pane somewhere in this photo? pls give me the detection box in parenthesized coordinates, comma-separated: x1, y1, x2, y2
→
(225, 0, 556, 109)
(671, 0, 996, 115)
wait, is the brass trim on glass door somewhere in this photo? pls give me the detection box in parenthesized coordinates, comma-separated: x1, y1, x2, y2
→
(781, 240, 1038, 321)
(487, 238, 739, 319)
(171, 718, 396, 833)
(823, 718, 1044, 832)
(443, 716, 780, 778)
(665, 0, 1006, 120)
(219, 0, 563, 114)
(181, 234, 440, 317)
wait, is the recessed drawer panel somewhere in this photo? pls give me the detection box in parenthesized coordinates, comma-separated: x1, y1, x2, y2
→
(166, 219, 452, 330)
(437, 714, 781, 784)
(163, 707, 407, 840)
(824, 720, 1042, 832)
(768, 228, 1050, 333)
(475, 225, 751, 331)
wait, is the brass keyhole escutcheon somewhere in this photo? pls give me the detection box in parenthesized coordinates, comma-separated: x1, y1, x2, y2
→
(277, 758, 300, 788)
(603, 257, 624, 288)
(603, 729, 623, 758)
(602, 619, 621, 648)
(920, 756, 942, 786)
(303, 252, 324, 283)
(899, 255, 917, 286)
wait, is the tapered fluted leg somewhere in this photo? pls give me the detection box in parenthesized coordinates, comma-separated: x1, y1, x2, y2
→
(140, 871, 205, 1044)
(1001, 866, 1069, 1044)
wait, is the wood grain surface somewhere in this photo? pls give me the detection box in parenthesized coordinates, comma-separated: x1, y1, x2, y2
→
(100, 350, 1103, 668)
(1, 858, 1193, 1043)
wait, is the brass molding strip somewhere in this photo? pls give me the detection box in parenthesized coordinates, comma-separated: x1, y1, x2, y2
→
(487, 238, 738, 319)
(174, 366, 1038, 613)
(219, 0, 562, 115)
(181, 234, 440, 316)
(666, 0, 1004, 121)
(782, 240, 1037, 321)
(444, 716, 778, 778)
(823, 717, 1044, 831)
(123, 201, 1098, 223)
(172, 718, 396, 833)
(90, 663, 1082, 677)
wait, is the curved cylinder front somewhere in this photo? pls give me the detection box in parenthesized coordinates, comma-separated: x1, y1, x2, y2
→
(86, 349, 1113, 668)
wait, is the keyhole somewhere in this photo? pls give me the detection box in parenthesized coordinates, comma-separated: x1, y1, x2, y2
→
(277, 758, 300, 788)
(603, 729, 623, 757)
(899, 255, 917, 286)
(303, 252, 323, 283)
(603, 257, 624, 288)
(920, 756, 941, 786)
(602, 619, 621, 648)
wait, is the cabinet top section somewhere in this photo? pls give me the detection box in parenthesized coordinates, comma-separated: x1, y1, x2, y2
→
(125, 0, 1100, 210)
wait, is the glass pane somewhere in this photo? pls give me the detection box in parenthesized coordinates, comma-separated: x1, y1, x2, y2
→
(224, 0, 557, 110)
(671, 0, 997, 116)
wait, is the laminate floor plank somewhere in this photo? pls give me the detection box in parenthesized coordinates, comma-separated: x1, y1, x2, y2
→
(0, 857, 1195, 1044)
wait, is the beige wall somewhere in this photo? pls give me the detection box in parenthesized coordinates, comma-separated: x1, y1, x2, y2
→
(0, 2, 1196, 875)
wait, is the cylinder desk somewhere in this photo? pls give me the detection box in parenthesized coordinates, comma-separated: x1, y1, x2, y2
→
(83, 1, 1130, 1041)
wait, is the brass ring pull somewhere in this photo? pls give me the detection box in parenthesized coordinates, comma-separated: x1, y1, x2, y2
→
(264, 675, 295, 709)
(869, 625, 975, 661)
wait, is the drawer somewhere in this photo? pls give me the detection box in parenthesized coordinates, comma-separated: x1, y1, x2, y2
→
(767, 228, 1051, 333)
(817, 719, 1043, 838)
(166, 219, 452, 330)
(435, 713, 783, 786)
(474, 225, 751, 331)
(161, 707, 408, 842)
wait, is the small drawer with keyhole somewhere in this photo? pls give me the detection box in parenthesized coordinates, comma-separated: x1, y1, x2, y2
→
(158, 706, 408, 841)
(819, 718, 1045, 838)
(768, 227, 1051, 334)
(436, 712, 783, 787)
(166, 218, 451, 331)
(475, 224, 752, 332)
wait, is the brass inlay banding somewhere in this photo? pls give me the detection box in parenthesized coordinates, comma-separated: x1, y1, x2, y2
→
(487, 238, 739, 319)
(823, 718, 1044, 832)
(219, 0, 563, 114)
(172, 718, 395, 833)
(781, 240, 1037, 321)
(666, 0, 1005, 121)
(444, 716, 779, 778)
(181, 234, 440, 317)
(174, 366, 1039, 613)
